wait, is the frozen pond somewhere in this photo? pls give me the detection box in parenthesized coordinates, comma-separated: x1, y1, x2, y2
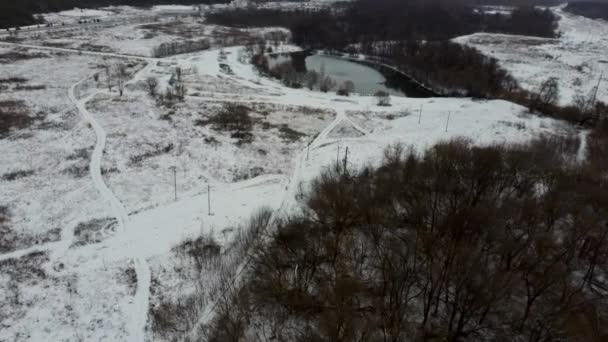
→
(268, 52, 436, 97)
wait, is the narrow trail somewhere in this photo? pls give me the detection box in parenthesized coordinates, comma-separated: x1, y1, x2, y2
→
(69, 74, 150, 342)
(68, 80, 129, 230)
(577, 129, 589, 164)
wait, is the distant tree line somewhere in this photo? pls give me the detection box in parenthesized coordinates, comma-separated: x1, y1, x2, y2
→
(472, 0, 562, 5)
(358, 40, 517, 98)
(151, 39, 210, 58)
(206, 1, 558, 50)
(0, 0, 229, 29)
(564, 1, 608, 20)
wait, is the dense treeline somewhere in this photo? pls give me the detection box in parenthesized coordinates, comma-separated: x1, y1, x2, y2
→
(473, 0, 562, 5)
(206, 1, 558, 51)
(564, 1, 608, 20)
(208, 126, 608, 341)
(151, 39, 210, 58)
(483, 6, 558, 38)
(355, 40, 516, 97)
(0, 0, 229, 29)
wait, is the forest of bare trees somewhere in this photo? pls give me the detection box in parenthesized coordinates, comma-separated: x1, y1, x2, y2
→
(151, 39, 210, 58)
(565, 1, 608, 20)
(206, 124, 608, 341)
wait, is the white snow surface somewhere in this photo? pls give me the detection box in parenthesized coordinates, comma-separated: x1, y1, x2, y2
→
(56, 8, 114, 18)
(454, 6, 608, 106)
(0, 21, 575, 342)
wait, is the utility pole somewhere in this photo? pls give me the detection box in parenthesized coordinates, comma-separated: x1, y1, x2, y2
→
(207, 184, 211, 216)
(306, 143, 310, 161)
(337, 144, 341, 170)
(343, 146, 349, 175)
(445, 111, 451, 132)
(588, 72, 603, 116)
(418, 104, 423, 124)
(170, 166, 177, 201)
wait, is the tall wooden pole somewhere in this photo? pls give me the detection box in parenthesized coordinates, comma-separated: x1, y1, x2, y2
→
(170, 166, 177, 201)
(343, 146, 349, 175)
(208, 184, 211, 216)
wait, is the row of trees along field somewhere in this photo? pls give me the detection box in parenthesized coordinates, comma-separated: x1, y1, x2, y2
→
(0, 0, 230, 29)
(564, 1, 608, 20)
(206, 120, 608, 341)
(206, 1, 559, 47)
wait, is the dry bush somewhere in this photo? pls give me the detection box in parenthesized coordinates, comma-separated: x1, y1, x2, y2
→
(0, 205, 15, 252)
(375, 90, 391, 106)
(0, 51, 48, 63)
(2, 169, 34, 181)
(0, 250, 49, 283)
(198, 104, 255, 145)
(128, 143, 174, 167)
(0, 77, 27, 84)
(0, 100, 34, 138)
(72, 218, 117, 247)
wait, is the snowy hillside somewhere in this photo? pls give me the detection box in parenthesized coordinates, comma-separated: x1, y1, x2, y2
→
(454, 6, 608, 106)
(0, 4, 583, 342)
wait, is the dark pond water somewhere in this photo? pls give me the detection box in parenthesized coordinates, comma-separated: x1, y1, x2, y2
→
(267, 52, 436, 98)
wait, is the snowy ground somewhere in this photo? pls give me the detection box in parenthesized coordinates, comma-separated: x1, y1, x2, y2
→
(4, 13, 289, 57)
(454, 6, 608, 106)
(0, 9, 579, 342)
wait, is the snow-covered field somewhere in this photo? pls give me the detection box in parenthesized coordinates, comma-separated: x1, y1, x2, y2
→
(3, 5, 290, 58)
(455, 6, 608, 106)
(0, 5, 581, 342)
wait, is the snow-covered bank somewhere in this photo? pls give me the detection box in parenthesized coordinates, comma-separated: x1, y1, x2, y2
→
(454, 6, 608, 106)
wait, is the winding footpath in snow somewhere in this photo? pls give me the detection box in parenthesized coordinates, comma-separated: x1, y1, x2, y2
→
(68, 79, 129, 229)
(68, 74, 151, 342)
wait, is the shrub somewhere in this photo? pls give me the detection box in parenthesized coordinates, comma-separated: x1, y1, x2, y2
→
(375, 90, 391, 106)
(205, 104, 254, 140)
(0, 100, 33, 138)
(2, 169, 34, 181)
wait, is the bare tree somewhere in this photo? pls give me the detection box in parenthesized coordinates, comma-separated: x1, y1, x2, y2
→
(531, 77, 559, 111)
(306, 70, 319, 90)
(103, 64, 113, 91)
(320, 75, 335, 93)
(175, 67, 182, 83)
(115, 64, 128, 97)
(375, 90, 391, 106)
(174, 83, 187, 101)
(337, 80, 355, 96)
(146, 77, 159, 97)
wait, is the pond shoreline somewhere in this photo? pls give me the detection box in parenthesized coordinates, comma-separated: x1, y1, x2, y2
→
(266, 50, 441, 98)
(317, 51, 441, 97)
